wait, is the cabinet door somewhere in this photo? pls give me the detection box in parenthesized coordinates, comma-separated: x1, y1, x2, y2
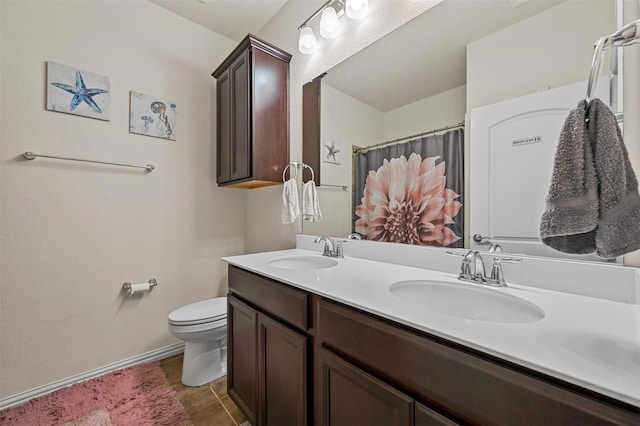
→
(228, 295, 257, 425)
(230, 50, 251, 181)
(216, 69, 231, 183)
(258, 313, 307, 426)
(415, 402, 459, 426)
(316, 346, 413, 426)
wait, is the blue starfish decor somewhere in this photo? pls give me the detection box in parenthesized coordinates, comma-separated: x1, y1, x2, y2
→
(51, 71, 108, 113)
(325, 140, 340, 163)
(47, 62, 110, 121)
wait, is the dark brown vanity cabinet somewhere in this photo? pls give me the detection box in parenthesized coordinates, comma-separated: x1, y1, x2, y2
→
(227, 295, 258, 422)
(316, 346, 456, 426)
(227, 265, 639, 426)
(212, 34, 291, 189)
(317, 346, 416, 426)
(227, 266, 308, 426)
(258, 313, 307, 426)
(316, 298, 639, 426)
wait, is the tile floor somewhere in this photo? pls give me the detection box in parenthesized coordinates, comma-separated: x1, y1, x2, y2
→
(159, 354, 248, 426)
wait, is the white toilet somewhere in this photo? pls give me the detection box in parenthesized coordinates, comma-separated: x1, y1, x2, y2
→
(168, 297, 228, 387)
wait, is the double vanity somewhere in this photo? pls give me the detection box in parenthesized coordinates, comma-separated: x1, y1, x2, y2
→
(223, 236, 640, 425)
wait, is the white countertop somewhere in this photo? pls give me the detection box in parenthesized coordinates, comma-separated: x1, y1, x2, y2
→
(223, 248, 640, 407)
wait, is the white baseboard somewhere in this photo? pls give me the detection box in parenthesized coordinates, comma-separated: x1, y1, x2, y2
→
(0, 342, 185, 411)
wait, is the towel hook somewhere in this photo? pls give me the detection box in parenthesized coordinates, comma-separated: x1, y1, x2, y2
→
(282, 163, 298, 182)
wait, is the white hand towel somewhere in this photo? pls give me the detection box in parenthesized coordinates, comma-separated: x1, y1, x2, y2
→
(302, 181, 322, 222)
(282, 179, 300, 224)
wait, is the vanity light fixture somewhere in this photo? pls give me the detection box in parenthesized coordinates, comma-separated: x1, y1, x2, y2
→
(320, 6, 341, 39)
(345, 0, 368, 19)
(298, 26, 318, 54)
(298, 0, 369, 54)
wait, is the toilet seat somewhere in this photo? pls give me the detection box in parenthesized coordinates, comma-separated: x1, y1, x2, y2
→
(168, 297, 227, 326)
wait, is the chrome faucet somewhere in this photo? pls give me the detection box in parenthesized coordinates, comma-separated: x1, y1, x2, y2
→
(448, 249, 521, 287)
(489, 256, 506, 286)
(488, 243, 503, 253)
(315, 236, 334, 256)
(314, 236, 345, 258)
(460, 250, 486, 284)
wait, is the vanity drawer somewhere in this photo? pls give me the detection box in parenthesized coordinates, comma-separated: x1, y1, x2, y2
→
(316, 298, 639, 425)
(228, 265, 308, 331)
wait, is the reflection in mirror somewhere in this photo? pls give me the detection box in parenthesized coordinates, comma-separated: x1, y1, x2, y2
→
(352, 127, 465, 247)
(301, 0, 636, 263)
(469, 78, 615, 262)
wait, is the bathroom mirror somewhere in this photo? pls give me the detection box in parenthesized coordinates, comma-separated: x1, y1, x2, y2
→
(302, 0, 631, 262)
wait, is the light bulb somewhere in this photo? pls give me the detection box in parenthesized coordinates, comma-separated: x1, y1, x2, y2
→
(319, 6, 340, 39)
(346, 0, 368, 19)
(298, 26, 317, 54)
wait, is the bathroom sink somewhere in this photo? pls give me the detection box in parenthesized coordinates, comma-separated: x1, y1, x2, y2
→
(389, 280, 544, 323)
(268, 255, 338, 270)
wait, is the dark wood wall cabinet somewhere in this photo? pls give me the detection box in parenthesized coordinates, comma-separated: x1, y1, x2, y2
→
(212, 34, 291, 189)
(227, 265, 640, 425)
(302, 73, 325, 187)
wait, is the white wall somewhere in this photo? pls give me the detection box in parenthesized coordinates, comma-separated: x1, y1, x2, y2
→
(0, 0, 245, 399)
(466, 0, 615, 111)
(383, 85, 466, 141)
(321, 83, 384, 182)
(466, 0, 640, 266)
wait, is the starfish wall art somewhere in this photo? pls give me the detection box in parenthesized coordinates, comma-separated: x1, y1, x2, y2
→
(47, 62, 110, 121)
(324, 139, 341, 165)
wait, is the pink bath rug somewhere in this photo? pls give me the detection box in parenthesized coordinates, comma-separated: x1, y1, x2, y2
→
(61, 409, 112, 426)
(0, 361, 191, 426)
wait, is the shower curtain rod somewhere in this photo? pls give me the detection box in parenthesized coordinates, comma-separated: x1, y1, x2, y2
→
(353, 121, 465, 154)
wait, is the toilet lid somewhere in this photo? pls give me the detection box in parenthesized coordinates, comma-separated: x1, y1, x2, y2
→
(168, 297, 227, 326)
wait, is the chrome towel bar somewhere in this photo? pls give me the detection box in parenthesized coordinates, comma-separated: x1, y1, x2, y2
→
(23, 151, 155, 172)
(320, 184, 348, 191)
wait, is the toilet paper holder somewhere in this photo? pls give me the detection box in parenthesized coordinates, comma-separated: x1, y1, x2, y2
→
(122, 278, 158, 294)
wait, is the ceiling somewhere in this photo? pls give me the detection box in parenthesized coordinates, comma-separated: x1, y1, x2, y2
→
(149, 0, 289, 42)
(150, 0, 567, 112)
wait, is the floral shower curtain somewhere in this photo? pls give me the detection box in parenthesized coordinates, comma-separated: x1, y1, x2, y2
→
(353, 128, 464, 248)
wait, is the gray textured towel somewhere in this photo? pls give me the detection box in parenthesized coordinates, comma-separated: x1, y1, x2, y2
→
(589, 99, 640, 257)
(540, 98, 640, 258)
(540, 100, 599, 254)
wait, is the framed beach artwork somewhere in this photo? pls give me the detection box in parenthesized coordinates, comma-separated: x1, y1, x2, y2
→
(324, 139, 341, 165)
(129, 91, 177, 141)
(46, 62, 110, 121)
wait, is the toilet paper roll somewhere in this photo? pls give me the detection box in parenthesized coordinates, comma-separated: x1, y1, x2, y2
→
(129, 282, 151, 296)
